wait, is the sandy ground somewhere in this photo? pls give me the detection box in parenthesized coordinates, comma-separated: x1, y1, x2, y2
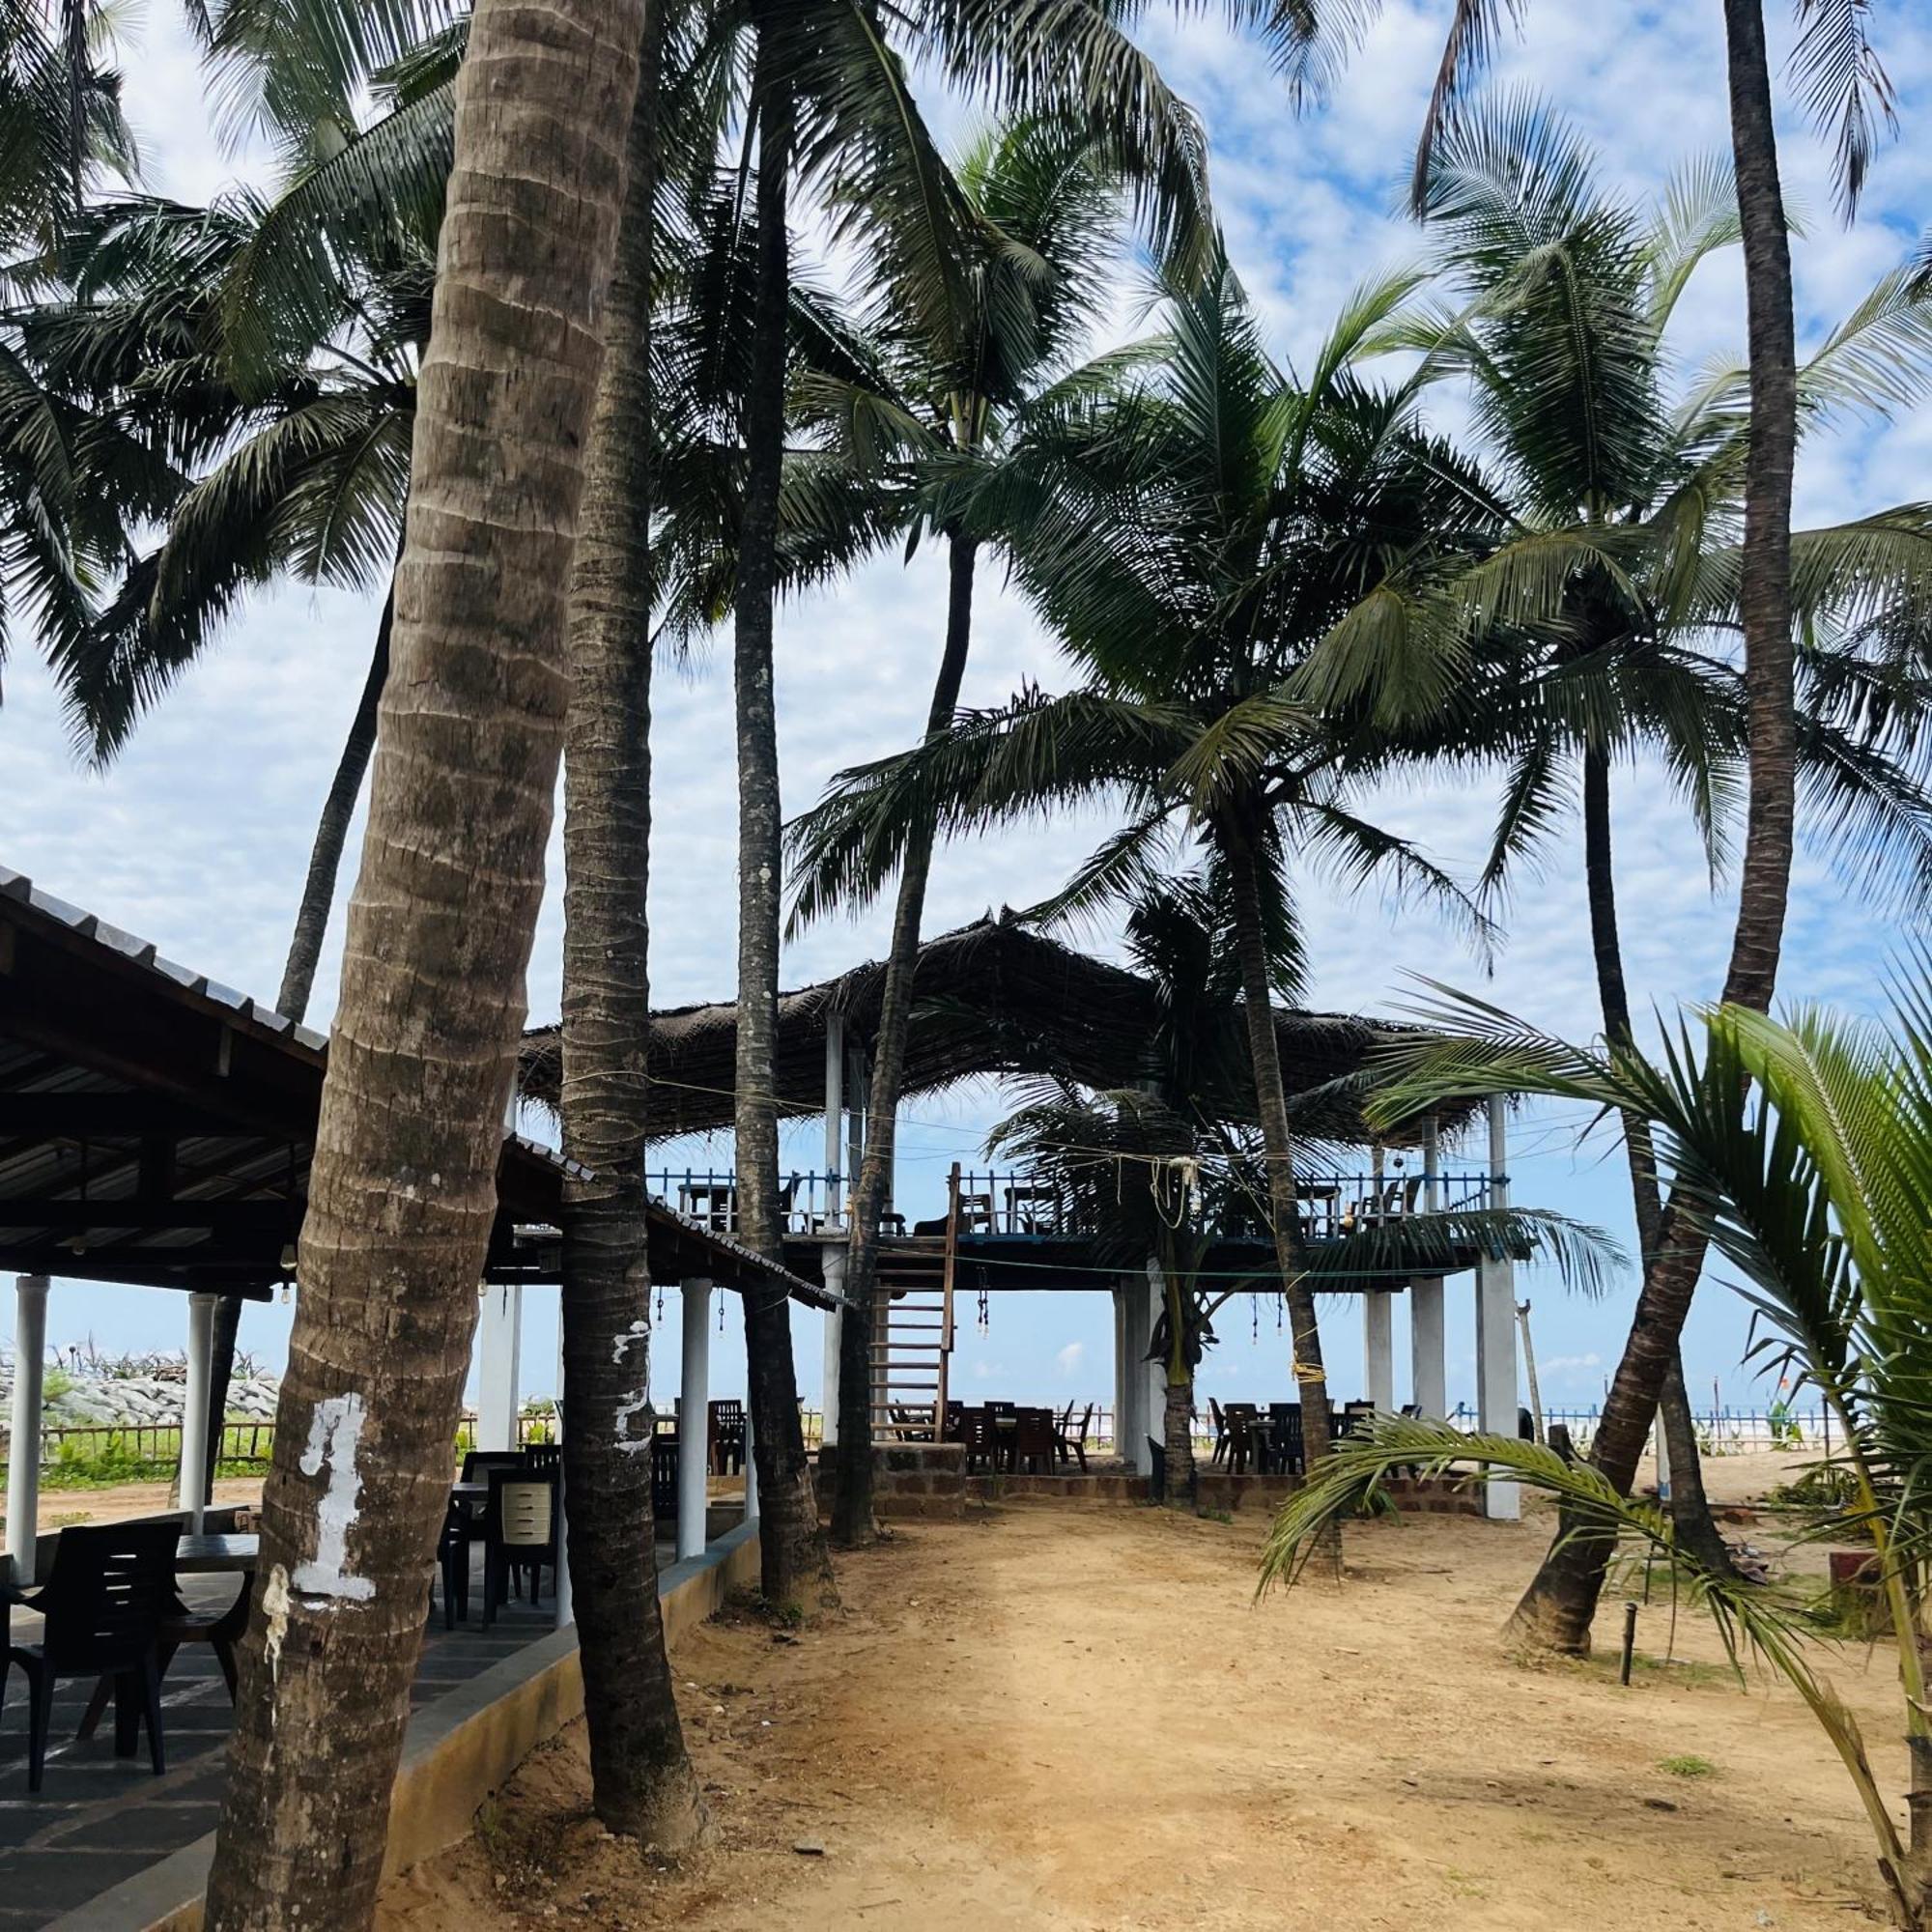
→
(381, 1454, 1899, 1932)
(5, 1476, 266, 1547)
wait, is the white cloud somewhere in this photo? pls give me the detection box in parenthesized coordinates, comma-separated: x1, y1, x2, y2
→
(1054, 1342, 1085, 1378)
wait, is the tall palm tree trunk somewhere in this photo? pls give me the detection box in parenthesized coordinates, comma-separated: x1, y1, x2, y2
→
(1578, 747, 1735, 1569)
(1221, 816, 1331, 1466)
(1509, 4, 1799, 1655)
(279, 602, 394, 1021)
(557, 4, 705, 1845)
(200, 0, 645, 1912)
(831, 533, 978, 1544)
(1158, 1264, 1197, 1508)
(732, 44, 831, 1610)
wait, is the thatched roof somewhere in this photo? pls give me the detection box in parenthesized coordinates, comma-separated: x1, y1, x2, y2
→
(520, 913, 1473, 1150)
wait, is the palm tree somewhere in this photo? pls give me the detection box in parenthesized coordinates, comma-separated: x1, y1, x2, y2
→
(784, 115, 1129, 1543)
(1374, 98, 1932, 1638)
(1263, 980, 1932, 1927)
(198, 0, 649, 1917)
(554, 0, 705, 1845)
(789, 257, 1510, 1472)
(0, 0, 135, 238)
(1381, 0, 1905, 1666)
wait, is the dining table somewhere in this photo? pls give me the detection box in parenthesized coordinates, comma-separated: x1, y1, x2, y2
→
(173, 1532, 260, 1575)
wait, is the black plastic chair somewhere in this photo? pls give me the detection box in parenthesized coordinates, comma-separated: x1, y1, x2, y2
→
(460, 1448, 526, 1484)
(521, 1442, 561, 1475)
(434, 1494, 471, 1630)
(1267, 1403, 1305, 1476)
(481, 1468, 557, 1626)
(1056, 1403, 1094, 1472)
(709, 1401, 745, 1476)
(651, 1434, 680, 1524)
(4, 1520, 178, 1792)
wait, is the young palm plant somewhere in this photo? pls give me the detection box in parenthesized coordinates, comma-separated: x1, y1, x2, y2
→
(1259, 980, 1932, 1929)
(789, 255, 1513, 1470)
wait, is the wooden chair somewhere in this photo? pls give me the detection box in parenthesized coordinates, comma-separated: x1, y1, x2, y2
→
(483, 1469, 557, 1625)
(5, 1520, 178, 1792)
(1012, 1407, 1057, 1474)
(1056, 1403, 1094, 1471)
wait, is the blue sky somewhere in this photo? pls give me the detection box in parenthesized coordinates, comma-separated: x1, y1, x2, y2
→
(7, 3, 1932, 1422)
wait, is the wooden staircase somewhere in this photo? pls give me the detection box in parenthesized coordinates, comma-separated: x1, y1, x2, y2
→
(868, 1165, 960, 1440)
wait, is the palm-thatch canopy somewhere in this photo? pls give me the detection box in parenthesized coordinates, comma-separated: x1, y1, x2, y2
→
(520, 913, 1476, 1150)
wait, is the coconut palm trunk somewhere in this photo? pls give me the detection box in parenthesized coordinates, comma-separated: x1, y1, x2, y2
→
(1157, 1263, 1197, 1507)
(1221, 815, 1331, 1463)
(199, 0, 645, 1914)
(190, 607, 395, 1503)
(279, 603, 394, 1020)
(1509, 3, 1799, 1654)
(556, 3, 705, 1845)
(732, 43, 831, 1610)
(1578, 745, 1736, 1574)
(831, 532, 978, 1544)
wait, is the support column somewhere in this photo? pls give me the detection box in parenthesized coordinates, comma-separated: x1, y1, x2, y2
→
(1140, 1269, 1164, 1472)
(181, 1291, 217, 1531)
(819, 1251, 845, 1450)
(5, 1276, 48, 1586)
(1476, 1096, 1520, 1520)
(553, 1326, 572, 1631)
(1111, 1288, 1130, 1460)
(743, 1400, 759, 1523)
(1409, 1279, 1447, 1418)
(678, 1278, 712, 1561)
(475, 1282, 523, 1451)
(1363, 1293, 1394, 1412)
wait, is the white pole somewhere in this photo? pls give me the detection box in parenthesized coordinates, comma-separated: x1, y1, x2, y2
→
(1363, 1293, 1395, 1411)
(553, 1331, 572, 1631)
(819, 1251, 845, 1449)
(1140, 1264, 1163, 1471)
(1410, 1279, 1447, 1418)
(824, 1014, 845, 1224)
(1476, 1096, 1520, 1520)
(743, 1399, 758, 1523)
(476, 1282, 523, 1451)
(181, 1291, 217, 1532)
(5, 1276, 48, 1586)
(1111, 1287, 1129, 1459)
(678, 1278, 712, 1561)
(1410, 1117, 1449, 1418)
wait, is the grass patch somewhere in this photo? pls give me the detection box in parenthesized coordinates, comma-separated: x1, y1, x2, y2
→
(1660, 1753, 1718, 1778)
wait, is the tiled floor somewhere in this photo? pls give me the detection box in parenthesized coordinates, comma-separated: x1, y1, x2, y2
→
(0, 1546, 610, 1929)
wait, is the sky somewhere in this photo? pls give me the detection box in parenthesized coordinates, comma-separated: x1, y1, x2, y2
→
(7, 1, 1932, 1424)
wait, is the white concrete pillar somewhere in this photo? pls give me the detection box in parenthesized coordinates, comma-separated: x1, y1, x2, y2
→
(5, 1276, 48, 1586)
(1476, 1096, 1520, 1520)
(824, 1014, 845, 1224)
(1409, 1278, 1447, 1418)
(1140, 1268, 1164, 1470)
(476, 1282, 523, 1451)
(743, 1400, 758, 1523)
(553, 1334, 572, 1631)
(1363, 1293, 1395, 1412)
(678, 1278, 712, 1561)
(181, 1291, 217, 1532)
(819, 1248, 845, 1449)
(1111, 1288, 1129, 1458)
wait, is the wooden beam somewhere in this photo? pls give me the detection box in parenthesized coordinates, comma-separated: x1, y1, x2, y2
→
(0, 1094, 264, 1135)
(0, 1199, 298, 1233)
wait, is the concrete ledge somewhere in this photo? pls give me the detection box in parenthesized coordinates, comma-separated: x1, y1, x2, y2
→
(48, 1523, 763, 1932)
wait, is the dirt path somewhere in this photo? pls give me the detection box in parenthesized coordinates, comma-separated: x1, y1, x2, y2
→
(383, 1492, 1892, 1931)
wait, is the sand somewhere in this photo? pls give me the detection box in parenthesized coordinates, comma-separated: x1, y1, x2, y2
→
(380, 1460, 1897, 1932)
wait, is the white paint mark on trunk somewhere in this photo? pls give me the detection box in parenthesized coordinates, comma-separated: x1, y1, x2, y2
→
(293, 1395, 377, 1601)
(611, 1318, 648, 1365)
(614, 1385, 653, 1452)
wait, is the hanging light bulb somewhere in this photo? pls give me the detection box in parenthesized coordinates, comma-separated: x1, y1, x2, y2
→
(280, 1241, 298, 1273)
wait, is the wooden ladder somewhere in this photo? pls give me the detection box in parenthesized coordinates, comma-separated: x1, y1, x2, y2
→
(868, 1162, 960, 1441)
